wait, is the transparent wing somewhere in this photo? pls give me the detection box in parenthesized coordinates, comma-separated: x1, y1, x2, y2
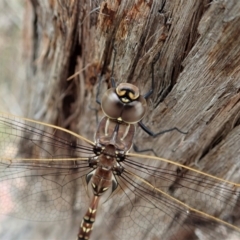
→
(0, 112, 95, 221)
(100, 152, 240, 240)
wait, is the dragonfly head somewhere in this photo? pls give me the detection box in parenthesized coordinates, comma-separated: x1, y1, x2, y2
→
(101, 83, 147, 124)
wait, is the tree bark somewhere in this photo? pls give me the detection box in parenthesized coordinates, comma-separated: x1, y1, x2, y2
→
(6, 0, 240, 239)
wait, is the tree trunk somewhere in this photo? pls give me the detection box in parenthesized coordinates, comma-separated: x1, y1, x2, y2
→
(4, 0, 240, 239)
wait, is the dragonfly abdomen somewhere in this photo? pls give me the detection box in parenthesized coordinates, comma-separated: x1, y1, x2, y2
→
(78, 144, 118, 239)
(78, 196, 100, 240)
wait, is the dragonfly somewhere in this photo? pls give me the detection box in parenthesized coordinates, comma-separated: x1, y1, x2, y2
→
(0, 58, 240, 240)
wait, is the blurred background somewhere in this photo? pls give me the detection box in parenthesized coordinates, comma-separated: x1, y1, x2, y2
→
(0, 0, 24, 114)
(0, 1, 240, 240)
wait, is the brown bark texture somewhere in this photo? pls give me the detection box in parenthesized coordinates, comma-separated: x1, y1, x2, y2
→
(2, 0, 240, 240)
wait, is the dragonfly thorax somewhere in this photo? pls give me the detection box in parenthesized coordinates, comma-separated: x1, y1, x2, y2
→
(94, 117, 135, 154)
(101, 83, 147, 124)
(86, 144, 119, 198)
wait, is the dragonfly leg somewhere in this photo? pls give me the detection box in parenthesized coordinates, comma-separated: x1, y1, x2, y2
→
(133, 121, 187, 154)
(133, 143, 158, 156)
(140, 52, 188, 138)
(110, 43, 117, 88)
(138, 120, 188, 137)
(96, 73, 102, 105)
(96, 41, 117, 105)
(143, 52, 161, 99)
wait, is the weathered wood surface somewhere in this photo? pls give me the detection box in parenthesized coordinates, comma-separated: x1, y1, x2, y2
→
(3, 0, 240, 239)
